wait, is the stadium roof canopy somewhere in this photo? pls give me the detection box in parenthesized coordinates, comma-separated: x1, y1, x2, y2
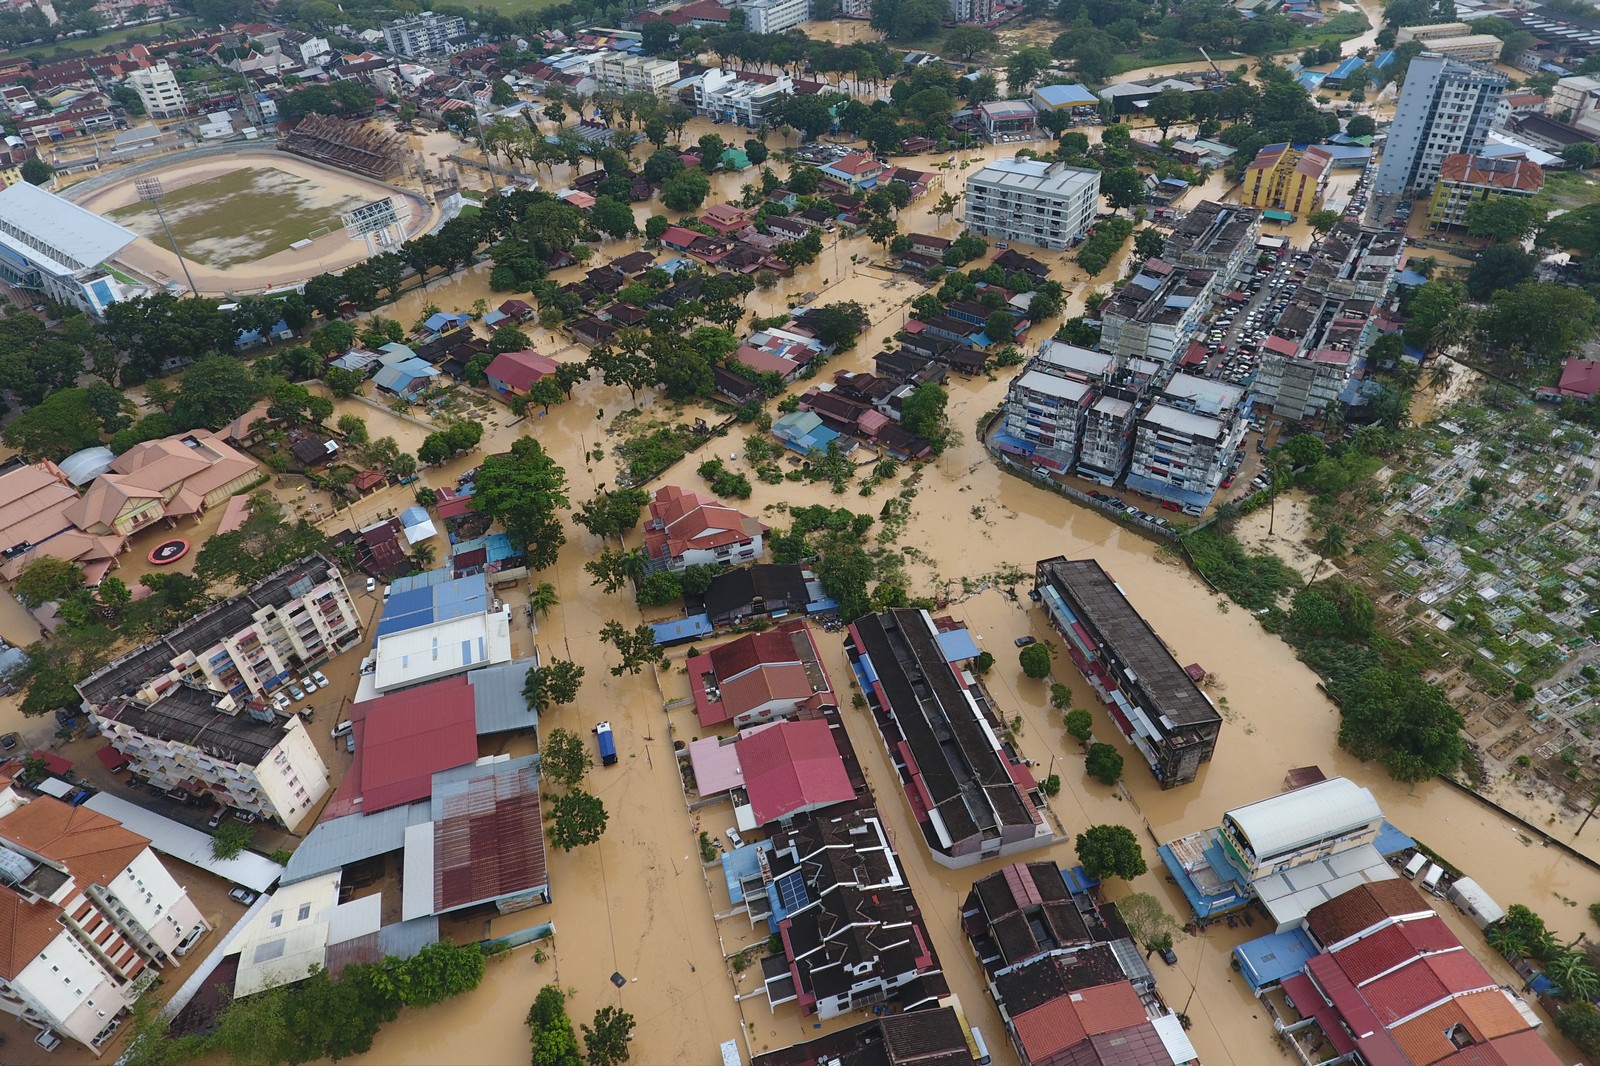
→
(0, 182, 136, 276)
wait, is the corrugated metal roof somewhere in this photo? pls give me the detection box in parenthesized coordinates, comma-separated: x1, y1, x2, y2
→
(1224, 777, 1381, 863)
(467, 657, 539, 734)
(84, 792, 284, 892)
(282, 802, 430, 885)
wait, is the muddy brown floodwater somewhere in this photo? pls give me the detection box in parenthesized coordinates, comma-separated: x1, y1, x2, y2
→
(320, 175, 1599, 1065)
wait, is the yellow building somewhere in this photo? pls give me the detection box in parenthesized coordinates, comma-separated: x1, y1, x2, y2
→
(1240, 143, 1332, 218)
(1426, 152, 1544, 230)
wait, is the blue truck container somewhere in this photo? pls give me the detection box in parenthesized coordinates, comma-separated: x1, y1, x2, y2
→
(595, 721, 617, 766)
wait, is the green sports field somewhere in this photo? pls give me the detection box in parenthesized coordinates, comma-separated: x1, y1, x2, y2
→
(106, 166, 368, 269)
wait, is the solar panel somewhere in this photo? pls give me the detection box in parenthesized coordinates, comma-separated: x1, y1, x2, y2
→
(776, 869, 808, 913)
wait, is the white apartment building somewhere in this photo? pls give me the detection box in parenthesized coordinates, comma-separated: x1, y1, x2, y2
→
(692, 69, 794, 126)
(1372, 53, 1506, 198)
(949, 0, 999, 24)
(1548, 73, 1600, 132)
(838, 0, 872, 15)
(381, 11, 467, 57)
(592, 53, 681, 95)
(1077, 392, 1140, 484)
(0, 796, 211, 1054)
(1416, 34, 1504, 65)
(1127, 373, 1247, 513)
(738, 0, 811, 34)
(125, 60, 185, 119)
(93, 685, 331, 828)
(963, 157, 1100, 251)
(1161, 200, 1262, 286)
(1002, 371, 1093, 473)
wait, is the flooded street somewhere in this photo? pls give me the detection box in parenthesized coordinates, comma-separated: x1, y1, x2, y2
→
(323, 155, 1600, 1064)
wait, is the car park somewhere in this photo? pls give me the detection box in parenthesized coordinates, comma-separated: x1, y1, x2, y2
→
(229, 887, 258, 905)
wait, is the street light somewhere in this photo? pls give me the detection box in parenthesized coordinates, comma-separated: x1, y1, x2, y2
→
(135, 177, 198, 297)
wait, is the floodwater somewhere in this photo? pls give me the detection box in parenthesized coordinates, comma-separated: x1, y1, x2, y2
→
(323, 130, 1599, 1066)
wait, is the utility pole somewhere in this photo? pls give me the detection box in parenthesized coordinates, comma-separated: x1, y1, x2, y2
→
(135, 177, 198, 297)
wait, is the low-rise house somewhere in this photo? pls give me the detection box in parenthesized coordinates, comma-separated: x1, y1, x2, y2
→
(483, 350, 559, 397)
(1426, 151, 1544, 231)
(907, 233, 952, 258)
(643, 485, 767, 573)
(751, 1007, 977, 1066)
(702, 563, 812, 627)
(767, 214, 817, 242)
(752, 806, 949, 1019)
(978, 99, 1038, 141)
(687, 714, 859, 828)
(701, 203, 752, 235)
(772, 411, 851, 455)
(0, 461, 125, 584)
(64, 432, 262, 540)
(686, 619, 834, 729)
(569, 318, 618, 349)
(845, 608, 1053, 867)
(817, 151, 885, 190)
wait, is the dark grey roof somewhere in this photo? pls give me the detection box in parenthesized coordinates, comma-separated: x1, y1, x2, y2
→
(104, 684, 286, 766)
(282, 801, 430, 885)
(467, 658, 538, 735)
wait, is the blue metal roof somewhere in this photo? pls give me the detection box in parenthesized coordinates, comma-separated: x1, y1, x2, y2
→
(1374, 820, 1415, 857)
(1158, 837, 1252, 919)
(1328, 56, 1366, 80)
(375, 572, 489, 637)
(936, 627, 981, 664)
(1033, 84, 1098, 108)
(1233, 929, 1319, 990)
(651, 614, 714, 645)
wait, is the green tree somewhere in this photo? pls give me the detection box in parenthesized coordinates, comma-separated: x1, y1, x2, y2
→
(548, 788, 609, 850)
(1019, 642, 1052, 678)
(1346, 114, 1376, 138)
(524, 659, 585, 709)
(1075, 824, 1147, 880)
(1, 389, 105, 460)
(1102, 167, 1145, 215)
(471, 439, 569, 569)
(1478, 281, 1597, 361)
(943, 26, 998, 59)
(573, 488, 650, 538)
(636, 570, 683, 606)
(13, 558, 86, 609)
(195, 496, 329, 589)
(21, 156, 53, 186)
(540, 727, 594, 788)
(529, 986, 583, 1066)
(1145, 88, 1191, 138)
(325, 365, 365, 398)
(1563, 141, 1599, 169)
(661, 169, 712, 211)
(1065, 708, 1095, 742)
(1463, 195, 1544, 241)
(1307, 208, 1341, 238)
(1557, 1002, 1600, 1059)
(1006, 46, 1051, 94)
(210, 818, 255, 860)
(1548, 951, 1600, 1000)
(590, 197, 638, 239)
(1466, 243, 1536, 300)
(899, 382, 953, 453)
(586, 547, 648, 594)
(1118, 892, 1181, 953)
(530, 581, 559, 618)
(599, 620, 667, 676)
(1085, 742, 1124, 785)
(1333, 667, 1466, 782)
(582, 1005, 636, 1066)
(171, 355, 261, 430)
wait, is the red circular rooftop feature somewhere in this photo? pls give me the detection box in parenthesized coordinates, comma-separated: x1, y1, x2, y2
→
(148, 539, 190, 565)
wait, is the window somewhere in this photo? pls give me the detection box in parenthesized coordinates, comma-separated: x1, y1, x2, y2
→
(298, 904, 311, 921)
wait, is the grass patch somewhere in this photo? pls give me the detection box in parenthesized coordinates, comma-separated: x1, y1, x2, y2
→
(456, 204, 481, 219)
(473, 0, 571, 15)
(1, 18, 193, 60)
(1540, 170, 1600, 211)
(106, 166, 367, 268)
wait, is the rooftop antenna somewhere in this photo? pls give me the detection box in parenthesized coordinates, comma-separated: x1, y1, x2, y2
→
(135, 176, 199, 297)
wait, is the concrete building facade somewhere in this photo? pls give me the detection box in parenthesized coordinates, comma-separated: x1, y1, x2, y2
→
(1372, 54, 1506, 198)
(126, 60, 186, 118)
(692, 69, 794, 126)
(592, 53, 680, 95)
(381, 11, 466, 57)
(963, 158, 1100, 251)
(1126, 372, 1247, 513)
(1425, 151, 1544, 230)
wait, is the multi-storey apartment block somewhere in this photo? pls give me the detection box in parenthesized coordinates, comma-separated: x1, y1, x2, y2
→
(1126, 373, 1247, 513)
(381, 11, 467, 57)
(1373, 53, 1505, 198)
(592, 53, 680, 95)
(125, 60, 186, 118)
(963, 158, 1100, 251)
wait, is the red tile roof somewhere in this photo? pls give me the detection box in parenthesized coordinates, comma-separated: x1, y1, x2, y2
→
(349, 676, 480, 813)
(1558, 356, 1600, 399)
(1391, 990, 1532, 1066)
(484, 349, 559, 393)
(0, 891, 65, 981)
(0, 797, 147, 890)
(1359, 951, 1496, 1026)
(1306, 879, 1429, 948)
(643, 485, 766, 564)
(737, 719, 854, 824)
(1011, 981, 1148, 1063)
(1433, 1029, 1563, 1066)
(1328, 915, 1457, 984)
(1438, 152, 1544, 194)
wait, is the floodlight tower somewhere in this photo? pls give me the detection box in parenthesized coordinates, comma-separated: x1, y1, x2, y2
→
(135, 177, 199, 297)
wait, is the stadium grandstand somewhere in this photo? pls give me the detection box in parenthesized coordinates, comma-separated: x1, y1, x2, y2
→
(279, 114, 406, 180)
(0, 181, 138, 317)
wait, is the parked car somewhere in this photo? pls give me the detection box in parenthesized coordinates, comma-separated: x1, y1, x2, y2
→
(234, 810, 258, 823)
(1014, 635, 1037, 648)
(332, 720, 354, 738)
(229, 887, 258, 905)
(298, 676, 316, 693)
(346, 733, 356, 754)
(288, 684, 305, 701)
(36, 1029, 63, 1052)
(726, 827, 744, 849)
(311, 670, 329, 689)
(0, 732, 17, 751)
(1158, 946, 1179, 966)
(365, 576, 377, 593)
(271, 693, 291, 713)
(207, 810, 225, 829)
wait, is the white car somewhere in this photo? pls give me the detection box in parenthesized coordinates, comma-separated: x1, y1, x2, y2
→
(311, 670, 329, 689)
(299, 676, 316, 693)
(365, 576, 377, 593)
(726, 827, 744, 849)
(271, 693, 291, 712)
(288, 684, 306, 700)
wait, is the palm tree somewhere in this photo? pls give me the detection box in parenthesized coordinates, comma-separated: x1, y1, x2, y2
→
(1265, 451, 1293, 536)
(1547, 952, 1600, 1000)
(1425, 357, 1455, 391)
(411, 542, 436, 569)
(529, 581, 559, 618)
(1486, 922, 1527, 961)
(1308, 524, 1347, 584)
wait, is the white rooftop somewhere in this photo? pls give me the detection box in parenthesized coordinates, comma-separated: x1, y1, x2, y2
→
(1016, 370, 1092, 402)
(970, 157, 1100, 197)
(371, 608, 513, 692)
(1037, 340, 1116, 379)
(1141, 403, 1224, 440)
(1165, 371, 1244, 408)
(85, 792, 285, 892)
(0, 181, 136, 277)
(1254, 843, 1398, 931)
(1223, 777, 1382, 864)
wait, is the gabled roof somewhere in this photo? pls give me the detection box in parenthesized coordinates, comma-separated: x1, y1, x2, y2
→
(1011, 981, 1148, 1063)
(0, 796, 148, 890)
(349, 677, 481, 814)
(484, 349, 559, 391)
(738, 718, 854, 824)
(1306, 878, 1431, 948)
(0, 889, 64, 981)
(644, 485, 767, 562)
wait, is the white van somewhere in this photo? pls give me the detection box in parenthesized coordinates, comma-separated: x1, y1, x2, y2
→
(331, 720, 354, 739)
(1420, 863, 1445, 894)
(1402, 852, 1427, 879)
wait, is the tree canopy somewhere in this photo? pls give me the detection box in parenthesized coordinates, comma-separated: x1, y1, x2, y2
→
(1075, 824, 1148, 880)
(471, 438, 569, 569)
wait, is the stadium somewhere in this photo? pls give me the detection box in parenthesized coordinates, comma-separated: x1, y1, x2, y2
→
(65, 116, 439, 297)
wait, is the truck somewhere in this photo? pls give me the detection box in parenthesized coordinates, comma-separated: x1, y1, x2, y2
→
(595, 721, 617, 766)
